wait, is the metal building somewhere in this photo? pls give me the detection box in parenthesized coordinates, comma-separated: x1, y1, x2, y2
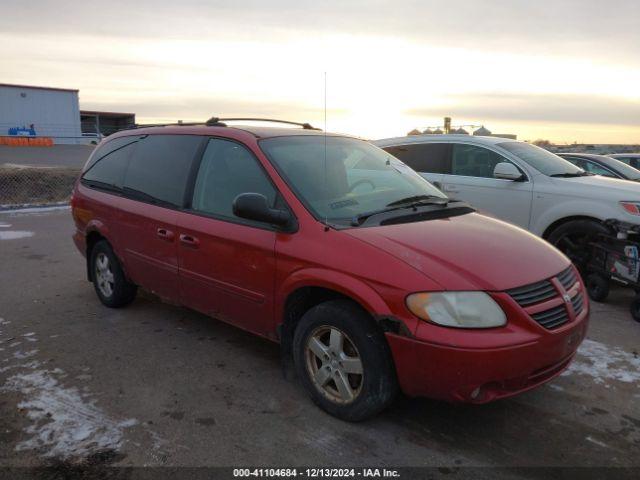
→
(80, 110, 136, 137)
(0, 83, 82, 144)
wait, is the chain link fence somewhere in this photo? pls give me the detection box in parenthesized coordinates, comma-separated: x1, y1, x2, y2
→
(0, 141, 90, 209)
(0, 164, 80, 208)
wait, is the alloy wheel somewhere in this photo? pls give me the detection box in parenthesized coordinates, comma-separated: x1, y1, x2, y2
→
(304, 326, 364, 404)
(95, 252, 115, 298)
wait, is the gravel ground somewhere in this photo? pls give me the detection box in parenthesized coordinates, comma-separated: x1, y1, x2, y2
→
(0, 208, 638, 477)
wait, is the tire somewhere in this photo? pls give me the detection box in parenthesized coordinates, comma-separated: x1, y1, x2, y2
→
(292, 299, 397, 421)
(548, 220, 609, 268)
(90, 240, 137, 308)
(586, 273, 610, 302)
(631, 297, 640, 323)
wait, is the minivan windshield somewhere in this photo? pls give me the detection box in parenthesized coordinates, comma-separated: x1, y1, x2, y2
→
(498, 141, 587, 177)
(260, 136, 449, 226)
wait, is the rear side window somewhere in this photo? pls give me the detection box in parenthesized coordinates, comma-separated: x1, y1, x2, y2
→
(383, 143, 450, 173)
(191, 138, 276, 219)
(124, 135, 203, 207)
(82, 137, 138, 189)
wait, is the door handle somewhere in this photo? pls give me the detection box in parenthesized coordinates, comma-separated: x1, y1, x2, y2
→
(179, 234, 200, 247)
(432, 181, 442, 190)
(156, 228, 175, 241)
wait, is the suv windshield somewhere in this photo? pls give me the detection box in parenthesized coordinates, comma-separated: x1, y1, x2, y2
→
(498, 142, 586, 177)
(260, 136, 449, 226)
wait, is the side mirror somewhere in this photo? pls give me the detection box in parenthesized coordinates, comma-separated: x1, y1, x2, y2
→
(233, 193, 291, 227)
(493, 162, 524, 181)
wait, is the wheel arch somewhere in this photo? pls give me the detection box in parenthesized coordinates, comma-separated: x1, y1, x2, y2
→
(276, 269, 402, 379)
(542, 215, 604, 240)
(84, 220, 121, 281)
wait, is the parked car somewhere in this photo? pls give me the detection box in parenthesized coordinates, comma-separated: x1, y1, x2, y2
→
(557, 153, 640, 181)
(609, 153, 640, 170)
(374, 135, 640, 262)
(72, 120, 588, 421)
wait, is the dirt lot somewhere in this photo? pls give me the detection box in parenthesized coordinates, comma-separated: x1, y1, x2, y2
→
(0, 145, 93, 168)
(0, 165, 80, 207)
(0, 208, 639, 477)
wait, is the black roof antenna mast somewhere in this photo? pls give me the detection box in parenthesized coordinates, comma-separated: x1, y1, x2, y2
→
(323, 72, 330, 231)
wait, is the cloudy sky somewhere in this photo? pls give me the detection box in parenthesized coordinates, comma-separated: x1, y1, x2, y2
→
(2, 0, 639, 142)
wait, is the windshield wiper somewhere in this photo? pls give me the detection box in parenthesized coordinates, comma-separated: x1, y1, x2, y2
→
(550, 172, 593, 178)
(352, 197, 450, 227)
(386, 194, 449, 207)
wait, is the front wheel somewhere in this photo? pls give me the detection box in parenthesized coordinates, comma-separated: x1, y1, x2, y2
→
(293, 300, 397, 421)
(547, 219, 609, 268)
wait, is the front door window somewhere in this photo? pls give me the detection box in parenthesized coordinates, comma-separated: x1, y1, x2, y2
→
(451, 144, 517, 179)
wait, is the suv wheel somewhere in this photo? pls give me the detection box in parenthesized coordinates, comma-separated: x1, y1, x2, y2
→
(548, 219, 608, 268)
(292, 299, 397, 421)
(90, 240, 137, 308)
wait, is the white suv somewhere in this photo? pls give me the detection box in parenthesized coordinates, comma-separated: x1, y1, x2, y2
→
(374, 135, 640, 257)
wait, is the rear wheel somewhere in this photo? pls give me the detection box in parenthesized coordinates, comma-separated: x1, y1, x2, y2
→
(293, 300, 397, 421)
(548, 220, 609, 268)
(90, 240, 137, 308)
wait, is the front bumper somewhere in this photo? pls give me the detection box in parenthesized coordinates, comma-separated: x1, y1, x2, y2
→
(386, 295, 589, 403)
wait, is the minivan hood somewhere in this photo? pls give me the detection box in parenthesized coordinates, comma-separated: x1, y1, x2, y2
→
(345, 213, 570, 291)
(553, 174, 640, 198)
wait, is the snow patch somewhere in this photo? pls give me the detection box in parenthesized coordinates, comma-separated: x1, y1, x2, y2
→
(1, 369, 138, 459)
(13, 349, 38, 360)
(585, 436, 608, 448)
(0, 230, 34, 240)
(563, 339, 640, 384)
(0, 205, 70, 215)
(547, 384, 564, 392)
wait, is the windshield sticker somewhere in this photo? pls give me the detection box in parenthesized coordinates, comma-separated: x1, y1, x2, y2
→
(389, 159, 413, 175)
(330, 199, 359, 210)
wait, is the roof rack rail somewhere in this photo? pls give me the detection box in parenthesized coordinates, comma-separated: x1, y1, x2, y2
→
(124, 117, 321, 131)
(123, 121, 206, 130)
(205, 117, 320, 130)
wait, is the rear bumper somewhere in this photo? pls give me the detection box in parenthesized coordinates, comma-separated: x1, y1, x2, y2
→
(386, 311, 588, 403)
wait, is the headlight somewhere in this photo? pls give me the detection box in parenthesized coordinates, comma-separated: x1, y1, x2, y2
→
(620, 201, 640, 216)
(406, 292, 506, 328)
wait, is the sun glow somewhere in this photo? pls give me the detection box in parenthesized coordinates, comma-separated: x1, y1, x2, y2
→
(2, 31, 639, 142)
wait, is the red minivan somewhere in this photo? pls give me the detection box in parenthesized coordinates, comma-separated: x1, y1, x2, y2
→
(71, 119, 589, 421)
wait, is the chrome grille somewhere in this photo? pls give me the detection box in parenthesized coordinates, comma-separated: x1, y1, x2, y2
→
(572, 291, 584, 315)
(507, 266, 584, 331)
(531, 304, 570, 330)
(506, 280, 556, 307)
(557, 267, 578, 290)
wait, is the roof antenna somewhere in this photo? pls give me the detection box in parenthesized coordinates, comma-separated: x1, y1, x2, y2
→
(323, 71, 329, 232)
